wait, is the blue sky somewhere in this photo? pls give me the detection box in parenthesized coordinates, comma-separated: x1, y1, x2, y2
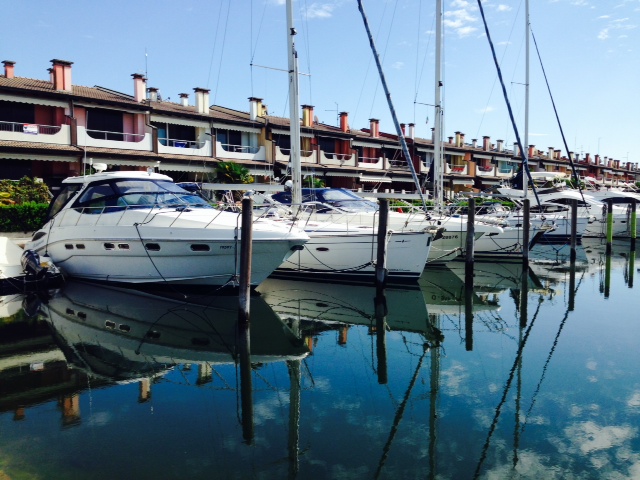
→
(3, 0, 638, 164)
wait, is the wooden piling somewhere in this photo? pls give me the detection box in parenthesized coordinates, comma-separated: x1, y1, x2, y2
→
(375, 293, 388, 384)
(631, 199, 637, 252)
(465, 197, 475, 266)
(606, 199, 613, 255)
(568, 263, 576, 311)
(604, 249, 612, 298)
(464, 266, 473, 351)
(522, 198, 530, 264)
(376, 199, 389, 291)
(570, 199, 578, 263)
(238, 321, 254, 444)
(238, 198, 253, 326)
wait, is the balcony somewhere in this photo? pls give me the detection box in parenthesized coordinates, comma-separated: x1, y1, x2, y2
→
(357, 156, 384, 170)
(0, 121, 70, 145)
(275, 146, 318, 164)
(319, 150, 355, 167)
(445, 163, 468, 175)
(215, 142, 266, 162)
(158, 137, 212, 157)
(476, 165, 496, 177)
(496, 166, 513, 178)
(77, 126, 152, 151)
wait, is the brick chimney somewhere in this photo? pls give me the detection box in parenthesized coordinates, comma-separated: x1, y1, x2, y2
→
(585, 153, 591, 164)
(482, 136, 491, 151)
(2, 60, 15, 79)
(339, 112, 349, 132)
(147, 87, 159, 102)
(51, 59, 73, 92)
(194, 88, 210, 114)
(528, 145, 535, 158)
(401, 123, 406, 136)
(369, 118, 379, 138)
(249, 97, 263, 120)
(132, 74, 146, 102)
(302, 105, 314, 127)
(179, 93, 189, 107)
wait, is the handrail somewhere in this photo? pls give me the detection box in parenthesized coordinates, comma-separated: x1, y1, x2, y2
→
(159, 137, 206, 149)
(86, 129, 145, 142)
(0, 120, 62, 135)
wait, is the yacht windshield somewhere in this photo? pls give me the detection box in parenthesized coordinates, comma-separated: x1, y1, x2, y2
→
(73, 179, 211, 211)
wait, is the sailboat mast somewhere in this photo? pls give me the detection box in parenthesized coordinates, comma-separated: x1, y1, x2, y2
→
(523, 0, 530, 199)
(434, 0, 444, 207)
(286, 0, 302, 210)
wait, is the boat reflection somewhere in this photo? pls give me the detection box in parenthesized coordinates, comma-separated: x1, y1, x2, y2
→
(40, 281, 309, 383)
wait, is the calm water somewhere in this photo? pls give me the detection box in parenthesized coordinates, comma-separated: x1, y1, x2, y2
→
(1, 237, 638, 479)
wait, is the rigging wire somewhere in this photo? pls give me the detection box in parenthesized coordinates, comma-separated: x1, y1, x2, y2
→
(206, 1, 228, 98)
(249, 0, 269, 98)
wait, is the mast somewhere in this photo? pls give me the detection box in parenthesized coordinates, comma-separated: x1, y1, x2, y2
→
(434, 0, 444, 207)
(523, 0, 530, 199)
(286, 0, 302, 212)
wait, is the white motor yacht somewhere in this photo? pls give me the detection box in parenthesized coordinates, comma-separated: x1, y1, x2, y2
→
(25, 168, 309, 287)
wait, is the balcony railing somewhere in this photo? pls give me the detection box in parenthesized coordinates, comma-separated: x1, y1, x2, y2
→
(219, 143, 260, 154)
(159, 137, 206, 149)
(0, 121, 62, 135)
(87, 129, 145, 142)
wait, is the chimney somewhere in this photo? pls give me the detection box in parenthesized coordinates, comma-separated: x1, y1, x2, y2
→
(431, 127, 435, 142)
(482, 136, 491, 151)
(496, 139, 504, 152)
(249, 97, 262, 120)
(48, 68, 53, 83)
(302, 105, 314, 127)
(50, 59, 73, 92)
(570, 152, 576, 161)
(528, 145, 535, 158)
(408, 123, 415, 139)
(132, 74, 146, 103)
(401, 123, 406, 136)
(555, 149, 561, 160)
(369, 118, 379, 138)
(448, 136, 453, 144)
(472, 138, 478, 149)
(2, 60, 15, 79)
(147, 87, 159, 102)
(194, 88, 210, 114)
(339, 112, 349, 132)
(585, 153, 591, 164)
(513, 143, 520, 157)
(454, 131, 461, 147)
(460, 132, 465, 146)
(595, 154, 600, 165)
(548, 147, 554, 159)
(179, 93, 189, 107)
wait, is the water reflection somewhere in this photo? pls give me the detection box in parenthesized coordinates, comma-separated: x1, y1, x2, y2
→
(0, 239, 639, 479)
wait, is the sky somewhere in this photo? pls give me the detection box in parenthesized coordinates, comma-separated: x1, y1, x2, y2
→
(3, 0, 639, 165)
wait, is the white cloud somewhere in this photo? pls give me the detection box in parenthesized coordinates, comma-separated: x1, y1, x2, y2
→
(303, 2, 336, 20)
(598, 28, 610, 40)
(497, 5, 512, 12)
(564, 421, 636, 454)
(391, 61, 405, 70)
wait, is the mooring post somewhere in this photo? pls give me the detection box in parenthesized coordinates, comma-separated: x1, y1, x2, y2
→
(522, 198, 530, 265)
(631, 199, 637, 252)
(376, 199, 389, 291)
(570, 199, 578, 264)
(606, 199, 614, 255)
(604, 249, 612, 298)
(238, 197, 253, 326)
(238, 321, 254, 444)
(375, 292, 388, 384)
(464, 266, 474, 351)
(465, 197, 475, 266)
(568, 263, 576, 311)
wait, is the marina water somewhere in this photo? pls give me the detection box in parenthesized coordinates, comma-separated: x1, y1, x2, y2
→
(1, 238, 638, 479)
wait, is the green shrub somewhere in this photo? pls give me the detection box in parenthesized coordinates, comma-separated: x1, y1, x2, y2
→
(0, 177, 52, 204)
(0, 202, 49, 232)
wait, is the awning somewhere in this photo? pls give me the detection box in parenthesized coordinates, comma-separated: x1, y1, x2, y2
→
(0, 93, 68, 108)
(271, 128, 314, 138)
(326, 171, 360, 178)
(248, 168, 274, 177)
(97, 158, 214, 173)
(360, 175, 392, 183)
(0, 152, 76, 162)
(451, 179, 474, 185)
(480, 180, 502, 185)
(150, 115, 209, 128)
(474, 154, 493, 160)
(352, 140, 384, 148)
(212, 123, 261, 134)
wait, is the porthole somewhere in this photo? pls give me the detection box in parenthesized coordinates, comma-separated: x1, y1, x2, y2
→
(118, 244, 130, 250)
(77, 312, 87, 320)
(75, 244, 86, 249)
(104, 243, 115, 250)
(66, 308, 75, 315)
(119, 324, 131, 333)
(145, 243, 160, 251)
(191, 244, 210, 252)
(65, 244, 74, 250)
(105, 320, 116, 329)
(315, 247, 329, 252)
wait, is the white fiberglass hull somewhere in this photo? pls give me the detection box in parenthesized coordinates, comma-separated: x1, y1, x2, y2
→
(26, 207, 308, 287)
(275, 227, 432, 283)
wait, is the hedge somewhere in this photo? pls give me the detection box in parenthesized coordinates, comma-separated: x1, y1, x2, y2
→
(0, 202, 49, 232)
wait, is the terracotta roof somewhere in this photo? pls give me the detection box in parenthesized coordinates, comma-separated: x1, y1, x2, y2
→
(0, 140, 83, 153)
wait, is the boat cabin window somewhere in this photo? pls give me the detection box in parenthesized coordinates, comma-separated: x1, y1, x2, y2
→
(72, 178, 211, 211)
(48, 184, 83, 219)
